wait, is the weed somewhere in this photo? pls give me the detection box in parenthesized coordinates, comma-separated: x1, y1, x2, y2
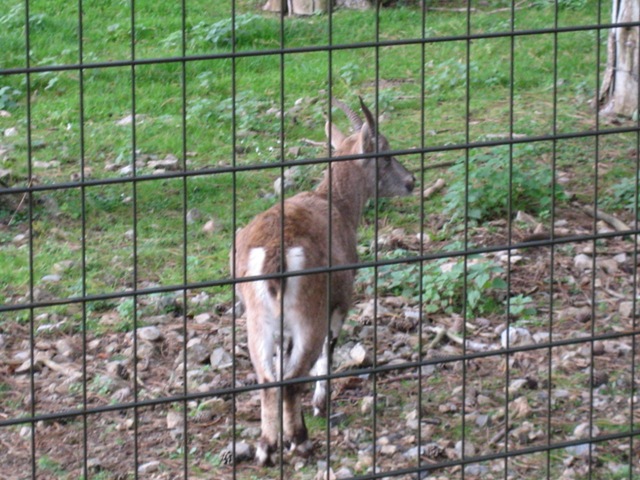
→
(0, 85, 21, 109)
(602, 173, 640, 217)
(443, 145, 566, 225)
(37, 455, 65, 476)
(360, 247, 533, 318)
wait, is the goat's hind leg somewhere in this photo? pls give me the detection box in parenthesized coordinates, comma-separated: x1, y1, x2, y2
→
(245, 312, 279, 466)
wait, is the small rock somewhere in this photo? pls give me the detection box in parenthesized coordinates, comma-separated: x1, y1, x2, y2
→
(423, 443, 444, 458)
(574, 254, 592, 271)
(136, 342, 155, 360)
(4, 127, 18, 137)
(334, 467, 353, 479)
(112, 387, 131, 402)
(501, 326, 533, 348)
(475, 414, 489, 428)
(202, 220, 216, 234)
(209, 347, 233, 369)
(137, 461, 160, 474)
(619, 301, 638, 318)
(613, 253, 628, 264)
(349, 343, 371, 366)
(361, 396, 374, 415)
(592, 340, 605, 356)
(598, 258, 618, 274)
(220, 441, 254, 465)
(273, 176, 295, 196)
(186, 343, 210, 365)
(137, 326, 162, 342)
(464, 464, 489, 476)
(565, 443, 591, 457)
(53, 260, 74, 273)
(380, 444, 397, 455)
(12, 233, 27, 244)
(194, 312, 212, 324)
(573, 422, 599, 439)
(455, 440, 475, 458)
(558, 306, 592, 323)
(186, 208, 201, 224)
(55, 338, 74, 358)
(508, 378, 529, 395)
(119, 165, 133, 176)
(592, 370, 609, 388)
(166, 410, 184, 430)
(41, 274, 61, 283)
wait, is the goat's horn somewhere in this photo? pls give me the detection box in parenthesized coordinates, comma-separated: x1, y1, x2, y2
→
(358, 96, 377, 134)
(331, 98, 363, 132)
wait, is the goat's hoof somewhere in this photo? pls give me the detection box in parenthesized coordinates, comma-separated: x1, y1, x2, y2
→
(292, 439, 314, 458)
(255, 439, 276, 467)
(313, 405, 326, 418)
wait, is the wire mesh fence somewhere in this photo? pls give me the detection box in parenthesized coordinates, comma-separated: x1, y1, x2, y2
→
(1, 0, 640, 478)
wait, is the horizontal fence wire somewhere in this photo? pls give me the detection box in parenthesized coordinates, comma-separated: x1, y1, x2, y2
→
(1, 0, 640, 479)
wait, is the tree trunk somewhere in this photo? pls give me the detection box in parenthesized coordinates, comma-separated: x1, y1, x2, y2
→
(599, 0, 639, 118)
(262, 0, 329, 15)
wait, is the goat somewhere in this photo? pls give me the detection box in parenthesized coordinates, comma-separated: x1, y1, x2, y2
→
(231, 97, 415, 466)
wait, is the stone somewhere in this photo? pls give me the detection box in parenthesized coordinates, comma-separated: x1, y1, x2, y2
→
(137, 461, 160, 474)
(501, 326, 533, 348)
(209, 347, 233, 369)
(186, 343, 210, 365)
(202, 220, 216, 234)
(565, 443, 591, 457)
(166, 410, 184, 430)
(41, 274, 61, 283)
(361, 396, 374, 415)
(574, 254, 593, 271)
(137, 326, 162, 342)
(619, 301, 638, 318)
(194, 312, 212, 324)
(455, 440, 476, 458)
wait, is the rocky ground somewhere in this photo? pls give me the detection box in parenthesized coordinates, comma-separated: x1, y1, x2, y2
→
(2, 201, 640, 480)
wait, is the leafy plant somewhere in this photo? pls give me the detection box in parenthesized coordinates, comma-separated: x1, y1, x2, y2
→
(360, 248, 532, 317)
(443, 145, 566, 224)
(0, 85, 21, 109)
(602, 173, 640, 217)
(203, 14, 275, 49)
(425, 58, 479, 93)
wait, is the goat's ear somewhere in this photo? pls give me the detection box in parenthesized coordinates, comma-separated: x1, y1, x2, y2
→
(359, 121, 375, 154)
(325, 121, 346, 150)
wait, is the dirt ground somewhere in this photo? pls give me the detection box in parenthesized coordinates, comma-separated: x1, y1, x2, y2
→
(2, 202, 640, 480)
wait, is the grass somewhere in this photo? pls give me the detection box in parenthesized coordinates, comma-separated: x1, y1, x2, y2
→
(2, 3, 639, 476)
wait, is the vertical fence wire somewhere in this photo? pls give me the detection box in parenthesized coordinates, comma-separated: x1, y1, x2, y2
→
(2, 1, 640, 479)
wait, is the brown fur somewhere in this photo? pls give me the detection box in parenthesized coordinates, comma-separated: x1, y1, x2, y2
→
(231, 98, 415, 465)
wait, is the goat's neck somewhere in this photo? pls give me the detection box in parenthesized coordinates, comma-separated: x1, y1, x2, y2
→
(315, 160, 372, 231)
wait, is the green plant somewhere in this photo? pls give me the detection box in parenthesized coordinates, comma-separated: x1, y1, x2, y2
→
(0, 85, 21, 109)
(602, 173, 640, 217)
(193, 14, 276, 49)
(443, 145, 566, 225)
(425, 58, 479, 93)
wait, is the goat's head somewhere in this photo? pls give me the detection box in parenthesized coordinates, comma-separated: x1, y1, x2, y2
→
(326, 97, 415, 197)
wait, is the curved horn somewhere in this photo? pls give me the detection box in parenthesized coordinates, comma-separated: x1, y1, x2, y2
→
(358, 96, 377, 134)
(331, 98, 363, 132)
